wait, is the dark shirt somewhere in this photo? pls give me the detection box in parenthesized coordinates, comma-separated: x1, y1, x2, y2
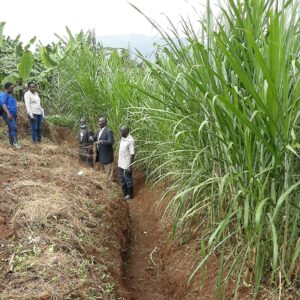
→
(94, 127, 114, 164)
(78, 128, 93, 145)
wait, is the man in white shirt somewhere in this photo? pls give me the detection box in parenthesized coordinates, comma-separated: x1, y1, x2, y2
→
(24, 82, 44, 143)
(118, 125, 135, 200)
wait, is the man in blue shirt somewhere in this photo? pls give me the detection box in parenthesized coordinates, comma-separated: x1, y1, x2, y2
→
(0, 82, 21, 149)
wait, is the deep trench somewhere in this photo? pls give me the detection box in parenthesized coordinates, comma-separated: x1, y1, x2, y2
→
(121, 178, 168, 300)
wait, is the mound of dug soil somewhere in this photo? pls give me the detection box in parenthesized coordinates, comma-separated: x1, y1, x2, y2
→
(0, 139, 129, 299)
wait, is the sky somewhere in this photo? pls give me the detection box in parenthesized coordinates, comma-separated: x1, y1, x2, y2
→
(0, 0, 220, 44)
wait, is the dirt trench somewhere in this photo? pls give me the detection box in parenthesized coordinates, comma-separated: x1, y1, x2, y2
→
(120, 175, 209, 300)
(121, 177, 256, 300)
(122, 176, 168, 300)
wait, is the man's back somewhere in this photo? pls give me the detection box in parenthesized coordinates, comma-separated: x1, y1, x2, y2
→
(118, 134, 135, 170)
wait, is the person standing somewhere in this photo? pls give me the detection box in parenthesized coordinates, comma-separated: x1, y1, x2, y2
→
(24, 82, 44, 144)
(77, 118, 94, 167)
(118, 125, 135, 200)
(94, 117, 114, 181)
(0, 82, 21, 149)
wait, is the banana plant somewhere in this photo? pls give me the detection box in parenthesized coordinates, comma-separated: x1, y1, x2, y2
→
(18, 50, 34, 81)
(0, 22, 4, 47)
(0, 21, 40, 96)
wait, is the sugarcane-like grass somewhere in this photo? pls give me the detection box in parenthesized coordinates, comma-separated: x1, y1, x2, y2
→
(46, 0, 300, 297)
(129, 0, 300, 297)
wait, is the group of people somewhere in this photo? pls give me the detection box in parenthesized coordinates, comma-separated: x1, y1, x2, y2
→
(0, 81, 135, 200)
(78, 117, 135, 200)
(0, 81, 44, 149)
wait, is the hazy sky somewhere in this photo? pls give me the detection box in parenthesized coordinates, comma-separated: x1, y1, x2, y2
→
(0, 0, 220, 44)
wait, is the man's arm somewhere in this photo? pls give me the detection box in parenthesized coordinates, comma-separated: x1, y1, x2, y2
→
(128, 154, 135, 173)
(0, 94, 12, 120)
(89, 130, 94, 142)
(93, 131, 98, 143)
(127, 140, 135, 173)
(101, 129, 114, 145)
(1, 104, 12, 120)
(24, 92, 33, 118)
(94, 131, 105, 145)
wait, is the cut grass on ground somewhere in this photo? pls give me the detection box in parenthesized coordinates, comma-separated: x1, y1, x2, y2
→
(0, 134, 129, 299)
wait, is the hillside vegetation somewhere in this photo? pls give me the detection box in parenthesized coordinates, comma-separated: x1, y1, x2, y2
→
(1, 0, 300, 297)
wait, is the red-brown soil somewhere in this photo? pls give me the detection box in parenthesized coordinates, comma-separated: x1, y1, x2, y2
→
(0, 216, 16, 240)
(0, 139, 129, 299)
(123, 176, 167, 299)
(123, 175, 256, 300)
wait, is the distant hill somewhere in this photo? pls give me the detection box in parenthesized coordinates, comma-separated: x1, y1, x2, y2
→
(96, 34, 164, 57)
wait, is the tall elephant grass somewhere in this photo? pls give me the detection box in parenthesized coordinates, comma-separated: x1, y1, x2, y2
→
(129, 0, 300, 296)
(45, 42, 143, 133)
(42, 0, 300, 296)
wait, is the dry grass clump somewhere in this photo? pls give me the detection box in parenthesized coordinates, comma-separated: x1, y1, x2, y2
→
(0, 137, 129, 299)
(41, 144, 77, 157)
(13, 191, 69, 225)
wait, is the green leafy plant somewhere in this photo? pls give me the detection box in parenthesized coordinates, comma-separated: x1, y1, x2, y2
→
(128, 0, 300, 296)
(18, 50, 34, 80)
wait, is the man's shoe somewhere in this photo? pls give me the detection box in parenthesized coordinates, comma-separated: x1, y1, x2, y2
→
(12, 142, 21, 150)
(12, 137, 21, 150)
(121, 184, 128, 197)
(127, 187, 133, 199)
(124, 187, 133, 200)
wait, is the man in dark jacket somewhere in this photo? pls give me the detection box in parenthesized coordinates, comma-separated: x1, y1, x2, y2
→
(94, 117, 114, 180)
(77, 118, 94, 167)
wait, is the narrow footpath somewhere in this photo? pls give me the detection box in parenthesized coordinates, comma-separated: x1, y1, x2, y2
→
(123, 175, 168, 300)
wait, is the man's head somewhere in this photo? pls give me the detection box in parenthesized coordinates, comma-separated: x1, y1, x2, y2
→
(28, 82, 37, 93)
(80, 118, 87, 129)
(4, 82, 14, 94)
(99, 117, 107, 129)
(120, 125, 129, 138)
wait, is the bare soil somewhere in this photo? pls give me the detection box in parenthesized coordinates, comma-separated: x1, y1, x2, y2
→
(122, 174, 257, 300)
(0, 136, 129, 299)
(123, 175, 167, 300)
